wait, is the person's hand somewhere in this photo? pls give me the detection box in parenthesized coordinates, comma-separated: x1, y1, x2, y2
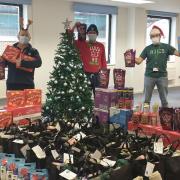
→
(75, 21, 81, 28)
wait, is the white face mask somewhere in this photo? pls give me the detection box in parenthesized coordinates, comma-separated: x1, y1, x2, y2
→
(152, 37, 160, 45)
(19, 36, 30, 44)
(88, 34, 97, 42)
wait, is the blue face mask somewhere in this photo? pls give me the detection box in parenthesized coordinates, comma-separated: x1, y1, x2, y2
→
(88, 34, 97, 42)
(19, 35, 30, 44)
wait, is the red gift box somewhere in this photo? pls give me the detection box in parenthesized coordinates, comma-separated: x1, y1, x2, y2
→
(16, 53, 35, 72)
(2, 45, 20, 63)
(24, 89, 42, 106)
(0, 110, 12, 128)
(7, 91, 25, 108)
(11, 105, 41, 124)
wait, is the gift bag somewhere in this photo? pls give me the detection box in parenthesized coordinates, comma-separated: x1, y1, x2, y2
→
(98, 69, 110, 88)
(124, 49, 136, 67)
(159, 107, 174, 130)
(113, 69, 126, 89)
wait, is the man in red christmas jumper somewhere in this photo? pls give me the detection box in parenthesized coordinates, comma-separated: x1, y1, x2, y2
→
(74, 23, 107, 96)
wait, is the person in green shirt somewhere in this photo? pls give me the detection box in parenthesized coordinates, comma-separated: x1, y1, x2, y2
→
(135, 26, 180, 107)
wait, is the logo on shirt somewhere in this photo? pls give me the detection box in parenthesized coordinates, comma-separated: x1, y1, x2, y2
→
(150, 49, 165, 55)
(89, 46, 100, 66)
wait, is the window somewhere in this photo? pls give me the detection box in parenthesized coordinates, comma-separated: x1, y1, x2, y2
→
(0, 4, 22, 54)
(0, 3, 23, 79)
(74, 12, 112, 63)
(146, 15, 172, 46)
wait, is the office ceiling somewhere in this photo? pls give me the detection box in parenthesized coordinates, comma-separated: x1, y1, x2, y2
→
(68, 0, 180, 13)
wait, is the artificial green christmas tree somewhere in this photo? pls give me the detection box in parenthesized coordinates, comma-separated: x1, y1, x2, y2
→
(43, 20, 93, 122)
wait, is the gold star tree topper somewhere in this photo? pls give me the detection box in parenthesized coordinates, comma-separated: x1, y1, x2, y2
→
(62, 18, 72, 30)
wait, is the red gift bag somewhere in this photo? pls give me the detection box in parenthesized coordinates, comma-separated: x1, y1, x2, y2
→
(124, 49, 136, 67)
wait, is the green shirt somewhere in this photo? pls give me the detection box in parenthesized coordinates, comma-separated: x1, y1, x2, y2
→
(140, 43, 175, 78)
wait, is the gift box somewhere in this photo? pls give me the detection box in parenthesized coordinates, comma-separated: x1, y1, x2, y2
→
(2, 45, 20, 63)
(109, 108, 131, 131)
(95, 88, 117, 111)
(16, 53, 35, 73)
(0, 60, 5, 80)
(124, 49, 136, 67)
(0, 110, 12, 128)
(7, 91, 25, 109)
(24, 89, 42, 106)
(11, 105, 41, 125)
(94, 108, 109, 124)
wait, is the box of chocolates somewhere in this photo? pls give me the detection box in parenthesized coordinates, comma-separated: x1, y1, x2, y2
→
(11, 105, 42, 124)
(95, 88, 117, 111)
(0, 110, 12, 128)
(7, 91, 25, 109)
(24, 89, 42, 106)
(2, 45, 20, 64)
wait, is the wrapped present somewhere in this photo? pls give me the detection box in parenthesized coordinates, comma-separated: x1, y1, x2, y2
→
(24, 89, 42, 106)
(124, 49, 136, 67)
(95, 88, 117, 111)
(2, 45, 20, 63)
(11, 105, 41, 125)
(0, 110, 12, 128)
(0, 60, 5, 80)
(94, 108, 109, 124)
(159, 107, 174, 130)
(16, 53, 35, 72)
(7, 91, 25, 109)
(113, 69, 126, 89)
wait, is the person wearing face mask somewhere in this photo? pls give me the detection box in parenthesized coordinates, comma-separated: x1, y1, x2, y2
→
(0, 19, 42, 90)
(73, 23, 107, 96)
(135, 26, 180, 107)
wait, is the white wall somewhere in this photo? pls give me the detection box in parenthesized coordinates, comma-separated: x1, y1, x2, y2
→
(29, 0, 74, 100)
(0, 0, 180, 100)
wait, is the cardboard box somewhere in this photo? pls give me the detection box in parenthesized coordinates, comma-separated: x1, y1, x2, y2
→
(24, 89, 42, 106)
(0, 110, 12, 128)
(11, 105, 41, 124)
(95, 88, 117, 110)
(94, 108, 109, 124)
(0, 60, 5, 80)
(2, 45, 20, 63)
(7, 91, 25, 108)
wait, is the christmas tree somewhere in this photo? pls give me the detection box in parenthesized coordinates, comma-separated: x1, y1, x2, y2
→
(43, 20, 93, 122)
